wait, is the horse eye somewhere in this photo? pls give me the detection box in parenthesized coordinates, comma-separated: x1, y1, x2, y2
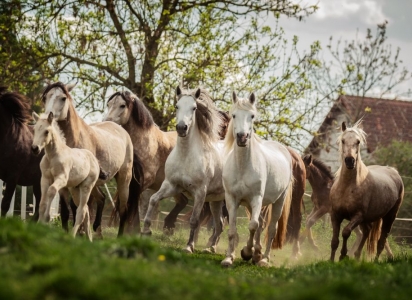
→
(232, 115, 236, 119)
(120, 105, 126, 109)
(45, 130, 49, 135)
(193, 107, 197, 111)
(61, 97, 67, 101)
(357, 140, 360, 145)
(251, 115, 255, 119)
(342, 140, 345, 144)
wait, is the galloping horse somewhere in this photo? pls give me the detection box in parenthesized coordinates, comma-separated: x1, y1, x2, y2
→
(330, 121, 404, 261)
(143, 87, 225, 254)
(32, 112, 108, 241)
(221, 92, 294, 267)
(42, 82, 134, 236)
(0, 87, 42, 218)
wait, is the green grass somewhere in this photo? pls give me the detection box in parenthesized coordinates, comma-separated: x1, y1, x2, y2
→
(0, 217, 412, 300)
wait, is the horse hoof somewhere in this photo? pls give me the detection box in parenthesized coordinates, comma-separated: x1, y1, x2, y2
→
(202, 247, 216, 254)
(339, 254, 349, 261)
(257, 258, 270, 267)
(221, 257, 233, 267)
(252, 252, 262, 264)
(163, 228, 174, 236)
(94, 226, 103, 240)
(240, 247, 253, 261)
(183, 246, 193, 253)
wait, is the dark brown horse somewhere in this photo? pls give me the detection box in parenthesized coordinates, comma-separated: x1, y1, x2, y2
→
(0, 87, 42, 218)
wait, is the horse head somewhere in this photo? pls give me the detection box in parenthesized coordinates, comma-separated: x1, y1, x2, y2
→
(42, 82, 76, 121)
(104, 91, 135, 125)
(31, 112, 54, 155)
(175, 86, 201, 137)
(230, 91, 257, 147)
(338, 121, 366, 170)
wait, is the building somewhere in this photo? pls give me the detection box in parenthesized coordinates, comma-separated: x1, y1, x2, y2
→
(305, 95, 412, 171)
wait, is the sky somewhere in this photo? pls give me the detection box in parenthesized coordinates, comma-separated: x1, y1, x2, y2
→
(275, 0, 412, 98)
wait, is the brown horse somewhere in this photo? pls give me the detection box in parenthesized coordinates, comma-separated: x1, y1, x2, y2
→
(330, 121, 404, 261)
(42, 82, 134, 237)
(0, 87, 42, 218)
(301, 154, 334, 249)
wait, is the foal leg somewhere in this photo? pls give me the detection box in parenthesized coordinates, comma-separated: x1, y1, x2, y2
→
(339, 215, 362, 261)
(59, 188, 71, 232)
(348, 226, 363, 257)
(221, 193, 239, 267)
(303, 206, 329, 251)
(143, 180, 180, 236)
(330, 212, 343, 262)
(203, 201, 223, 253)
(39, 176, 66, 223)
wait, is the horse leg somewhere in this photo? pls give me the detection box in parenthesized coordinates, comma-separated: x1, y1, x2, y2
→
(305, 206, 329, 251)
(59, 188, 71, 232)
(203, 201, 223, 253)
(384, 240, 394, 260)
(242, 196, 263, 264)
(0, 181, 17, 217)
(184, 189, 207, 253)
(84, 207, 92, 242)
(260, 198, 285, 267)
(376, 205, 399, 260)
(353, 223, 371, 260)
(221, 193, 239, 267)
(252, 205, 269, 265)
(115, 167, 133, 237)
(143, 180, 179, 236)
(32, 181, 42, 221)
(348, 226, 363, 257)
(330, 212, 343, 262)
(90, 187, 105, 238)
(38, 177, 53, 223)
(163, 193, 189, 235)
(339, 215, 362, 261)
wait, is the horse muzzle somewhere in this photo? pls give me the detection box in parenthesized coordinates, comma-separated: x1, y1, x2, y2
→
(236, 133, 249, 147)
(31, 145, 41, 155)
(176, 122, 188, 137)
(344, 157, 356, 169)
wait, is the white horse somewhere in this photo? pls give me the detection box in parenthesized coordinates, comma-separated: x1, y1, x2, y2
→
(143, 87, 225, 253)
(32, 112, 107, 242)
(221, 92, 294, 267)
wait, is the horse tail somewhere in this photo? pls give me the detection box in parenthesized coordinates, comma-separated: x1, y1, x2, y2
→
(98, 167, 110, 180)
(271, 177, 294, 249)
(367, 219, 382, 256)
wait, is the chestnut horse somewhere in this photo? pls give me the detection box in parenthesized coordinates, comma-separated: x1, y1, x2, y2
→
(330, 121, 403, 261)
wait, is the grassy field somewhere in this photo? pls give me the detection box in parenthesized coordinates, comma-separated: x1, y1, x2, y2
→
(0, 217, 411, 300)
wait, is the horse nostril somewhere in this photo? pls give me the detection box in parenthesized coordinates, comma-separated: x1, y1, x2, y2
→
(184, 125, 188, 130)
(31, 145, 39, 153)
(345, 157, 355, 165)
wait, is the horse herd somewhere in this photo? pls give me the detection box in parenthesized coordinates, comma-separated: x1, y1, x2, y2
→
(0, 83, 404, 267)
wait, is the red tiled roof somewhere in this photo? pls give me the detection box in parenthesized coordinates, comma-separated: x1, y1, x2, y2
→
(307, 95, 412, 154)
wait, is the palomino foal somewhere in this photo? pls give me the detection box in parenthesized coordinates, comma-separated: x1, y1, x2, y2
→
(221, 92, 294, 267)
(330, 121, 404, 261)
(32, 112, 106, 241)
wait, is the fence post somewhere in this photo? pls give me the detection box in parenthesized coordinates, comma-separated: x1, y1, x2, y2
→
(21, 186, 27, 220)
(6, 191, 15, 217)
(0, 180, 3, 208)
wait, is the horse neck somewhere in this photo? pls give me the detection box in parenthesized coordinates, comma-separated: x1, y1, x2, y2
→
(232, 134, 256, 171)
(175, 119, 203, 154)
(338, 155, 368, 184)
(44, 129, 66, 157)
(57, 104, 86, 148)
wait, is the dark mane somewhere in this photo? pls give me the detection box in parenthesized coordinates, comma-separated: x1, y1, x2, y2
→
(42, 82, 71, 102)
(108, 91, 154, 129)
(0, 87, 32, 125)
(311, 158, 334, 180)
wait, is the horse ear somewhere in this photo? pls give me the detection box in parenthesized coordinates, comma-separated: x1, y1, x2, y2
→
(47, 112, 54, 124)
(176, 86, 182, 97)
(303, 154, 312, 166)
(341, 121, 347, 132)
(32, 112, 40, 122)
(65, 83, 76, 92)
(249, 93, 256, 105)
(195, 88, 201, 99)
(232, 91, 237, 104)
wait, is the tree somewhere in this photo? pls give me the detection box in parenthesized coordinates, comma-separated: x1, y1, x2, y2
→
(16, 0, 326, 148)
(313, 21, 411, 122)
(0, 0, 55, 110)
